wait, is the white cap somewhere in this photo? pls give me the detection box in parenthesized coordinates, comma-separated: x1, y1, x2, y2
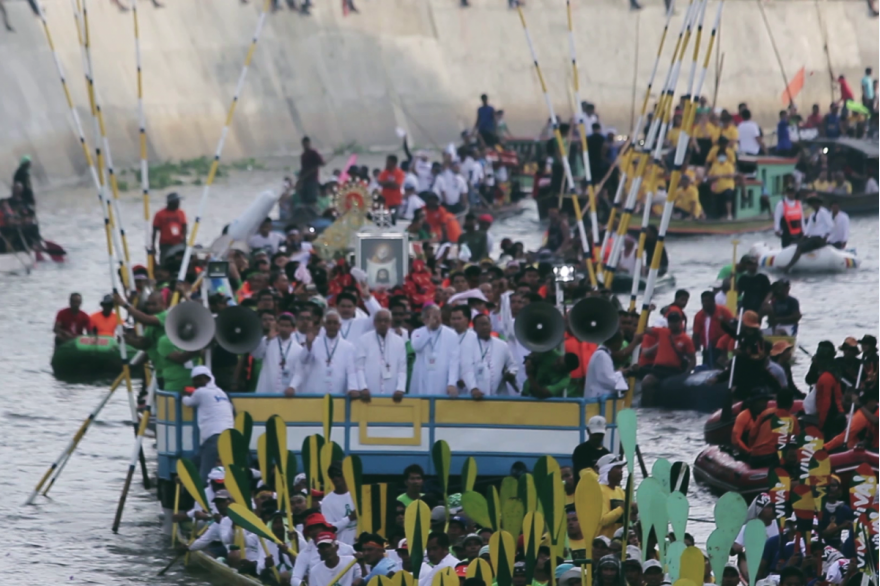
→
(207, 466, 225, 481)
(596, 454, 625, 469)
(643, 560, 663, 572)
(191, 365, 213, 379)
(587, 415, 607, 435)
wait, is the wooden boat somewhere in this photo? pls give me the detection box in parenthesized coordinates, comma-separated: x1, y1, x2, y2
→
(693, 444, 878, 496)
(819, 190, 878, 215)
(802, 137, 879, 216)
(190, 549, 263, 586)
(627, 215, 774, 236)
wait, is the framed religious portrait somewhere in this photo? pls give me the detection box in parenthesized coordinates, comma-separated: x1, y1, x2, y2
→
(355, 232, 408, 289)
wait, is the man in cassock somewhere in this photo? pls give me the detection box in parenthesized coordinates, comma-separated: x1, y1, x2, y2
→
(410, 304, 460, 396)
(449, 306, 478, 396)
(355, 309, 408, 401)
(336, 288, 383, 342)
(470, 314, 518, 397)
(251, 313, 304, 396)
(297, 310, 358, 395)
(506, 292, 531, 395)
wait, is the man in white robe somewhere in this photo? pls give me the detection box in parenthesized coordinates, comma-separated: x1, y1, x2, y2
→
(336, 289, 383, 342)
(355, 309, 408, 401)
(297, 310, 358, 396)
(449, 305, 478, 395)
(409, 305, 460, 396)
(505, 293, 530, 396)
(470, 314, 518, 398)
(251, 313, 305, 396)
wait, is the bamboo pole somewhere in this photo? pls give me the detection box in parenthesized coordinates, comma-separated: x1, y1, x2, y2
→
(516, 5, 594, 280)
(172, 0, 272, 305)
(604, 0, 699, 288)
(132, 0, 154, 279)
(564, 0, 598, 287)
(597, 0, 682, 277)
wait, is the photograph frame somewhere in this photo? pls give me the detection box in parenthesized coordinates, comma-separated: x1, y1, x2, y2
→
(355, 232, 409, 289)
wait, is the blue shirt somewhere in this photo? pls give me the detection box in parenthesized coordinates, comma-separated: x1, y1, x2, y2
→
(477, 105, 496, 132)
(862, 75, 875, 100)
(364, 557, 402, 581)
(777, 121, 792, 150)
(817, 502, 853, 549)
(824, 113, 841, 138)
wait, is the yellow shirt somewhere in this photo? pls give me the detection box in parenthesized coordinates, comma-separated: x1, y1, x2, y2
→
(675, 184, 703, 217)
(692, 122, 720, 141)
(811, 179, 833, 192)
(709, 160, 737, 193)
(720, 124, 739, 143)
(667, 127, 682, 148)
(832, 181, 853, 194)
(599, 483, 626, 538)
(706, 145, 737, 166)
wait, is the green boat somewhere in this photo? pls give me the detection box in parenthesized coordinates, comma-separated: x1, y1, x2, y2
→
(51, 335, 140, 379)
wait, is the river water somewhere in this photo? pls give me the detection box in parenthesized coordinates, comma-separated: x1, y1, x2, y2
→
(3, 170, 876, 583)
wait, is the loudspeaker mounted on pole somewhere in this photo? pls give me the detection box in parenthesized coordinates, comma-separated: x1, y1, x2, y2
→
(165, 301, 216, 351)
(514, 302, 566, 352)
(214, 306, 263, 354)
(568, 297, 619, 344)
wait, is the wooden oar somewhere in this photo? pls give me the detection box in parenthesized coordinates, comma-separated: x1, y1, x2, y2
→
(575, 471, 603, 586)
(405, 499, 431, 577)
(302, 433, 325, 502)
(490, 530, 516, 586)
(706, 528, 733, 584)
(461, 457, 478, 493)
(218, 428, 250, 471)
(666, 541, 686, 581)
(679, 546, 704, 585)
(368, 575, 393, 586)
(265, 415, 291, 528)
(431, 440, 452, 524)
(713, 492, 747, 546)
(170, 481, 181, 548)
(670, 462, 690, 494)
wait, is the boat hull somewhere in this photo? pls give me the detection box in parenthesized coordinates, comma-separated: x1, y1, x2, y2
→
(606, 272, 676, 295)
(0, 251, 35, 274)
(51, 335, 140, 379)
(627, 217, 774, 236)
(693, 444, 878, 496)
(751, 242, 859, 273)
(642, 369, 729, 413)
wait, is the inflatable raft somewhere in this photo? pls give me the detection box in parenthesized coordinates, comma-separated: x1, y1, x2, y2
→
(750, 242, 859, 273)
(703, 400, 804, 445)
(642, 369, 729, 413)
(51, 335, 139, 378)
(693, 444, 878, 495)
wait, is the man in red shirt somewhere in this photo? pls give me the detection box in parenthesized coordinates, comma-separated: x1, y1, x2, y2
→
(54, 292, 91, 346)
(692, 290, 734, 367)
(640, 309, 695, 396)
(152, 192, 187, 265)
(378, 155, 405, 213)
(837, 75, 855, 104)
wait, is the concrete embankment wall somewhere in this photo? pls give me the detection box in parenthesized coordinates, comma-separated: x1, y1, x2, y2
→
(0, 0, 876, 187)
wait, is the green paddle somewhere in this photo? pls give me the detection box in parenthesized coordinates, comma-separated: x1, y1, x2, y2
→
(534, 456, 564, 559)
(575, 472, 603, 586)
(343, 455, 364, 534)
(431, 567, 458, 586)
(490, 530, 516, 586)
(218, 428, 250, 470)
(225, 463, 253, 512)
(391, 570, 414, 586)
(501, 493, 525, 538)
(652, 458, 672, 494)
(368, 576, 392, 586)
(636, 477, 662, 561)
(666, 541, 686, 581)
(617, 409, 637, 478)
(462, 491, 493, 529)
(744, 519, 766, 586)
(648, 476, 669, 562)
(431, 440, 452, 521)
(257, 435, 269, 489)
(176, 457, 209, 513)
(265, 415, 287, 473)
(227, 502, 282, 582)
(323, 394, 334, 445)
(405, 500, 431, 577)
(302, 433, 324, 504)
(667, 491, 689, 543)
(500, 476, 518, 504)
(462, 457, 478, 493)
(713, 492, 747, 546)
(518, 473, 538, 513)
(706, 528, 733, 585)
(486, 485, 502, 531)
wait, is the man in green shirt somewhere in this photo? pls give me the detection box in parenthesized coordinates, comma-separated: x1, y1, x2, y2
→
(157, 334, 200, 391)
(523, 349, 577, 398)
(118, 290, 168, 384)
(396, 464, 425, 506)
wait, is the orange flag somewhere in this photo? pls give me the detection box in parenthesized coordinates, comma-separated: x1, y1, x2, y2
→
(782, 67, 806, 105)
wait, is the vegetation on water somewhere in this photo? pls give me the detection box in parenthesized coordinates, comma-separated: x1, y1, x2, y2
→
(116, 157, 267, 191)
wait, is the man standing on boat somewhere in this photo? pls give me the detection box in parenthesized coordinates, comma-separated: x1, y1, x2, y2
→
(182, 366, 234, 482)
(336, 288, 382, 342)
(828, 202, 850, 249)
(251, 312, 304, 395)
(354, 309, 407, 401)
(152, 193, 187, 266)
(410, 304, 460, 396)
(783, 193, 834, 272)
(298, 310, 358, 396)
(54, 292, 92, 346)
(773, 188, 803, 248)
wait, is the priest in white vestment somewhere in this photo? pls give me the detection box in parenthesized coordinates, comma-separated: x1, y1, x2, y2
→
(354, 309, 407, 400)
(251, 313, 305, 396)
(336, 290, 383, 342)
(409, 305, 460, 396)
(449, 305, 478, 394)
(296, 311, 358, 396)
(469, 314, 518, 398)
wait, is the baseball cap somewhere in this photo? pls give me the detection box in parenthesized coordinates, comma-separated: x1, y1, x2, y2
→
(305, 513, 333, 529)
(587, 415, 607, 435)
(859, 335, 877, 346)
(397, 538, 408, 551)
(596, 454, 625, 469)
(431, 506, 446, 523)
(840, 337, 859, 350)
(213, 489, 232, 501)
(449, 514, 467, 527)
(479, 545, 490, 557)
(100, 294, 114, 306)
(166, 192, 181, 202)
(463, 533, 483, 545)
(643, 560, 663, 572)
(316, 531, 337, 546)
(559, 568, 583, 586)
(207, 467, 225, 482)
(513, 561, 527, 576)
(626, 545, 641, 560)
(455, 563, 469, 578)
(478, 214, 493, 224)
(593, 535, 612, 547)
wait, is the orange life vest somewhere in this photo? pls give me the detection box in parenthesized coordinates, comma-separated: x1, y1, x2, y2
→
(782, 199, 803, 236)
